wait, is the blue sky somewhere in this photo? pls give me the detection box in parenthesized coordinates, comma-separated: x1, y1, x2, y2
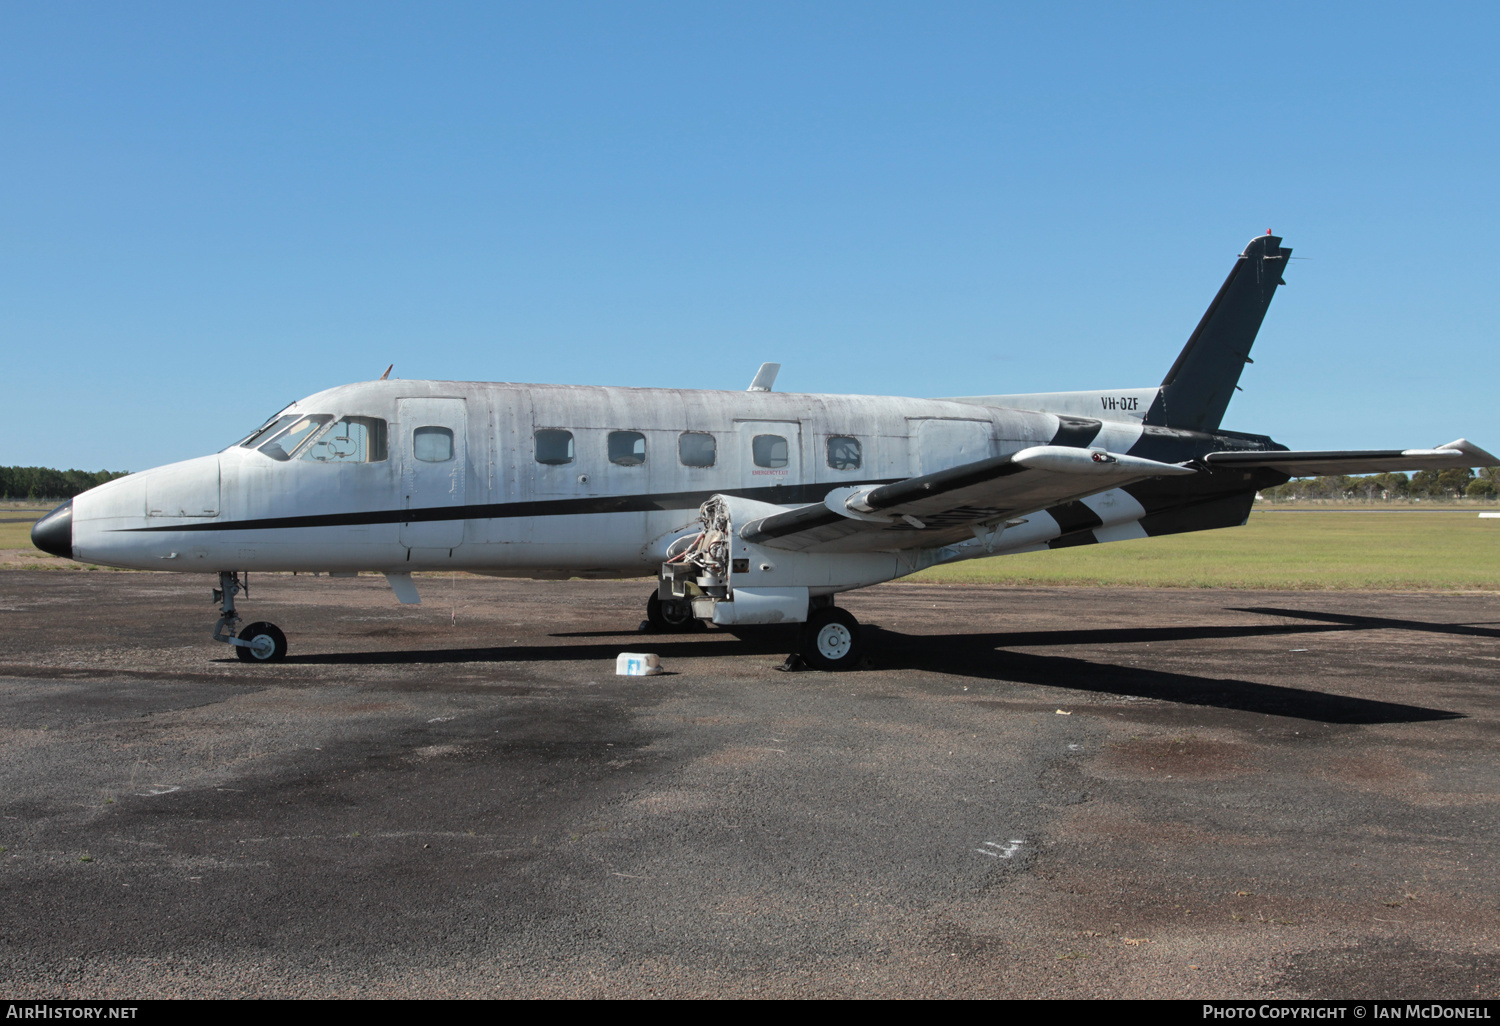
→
(3, 2, 1496, 470)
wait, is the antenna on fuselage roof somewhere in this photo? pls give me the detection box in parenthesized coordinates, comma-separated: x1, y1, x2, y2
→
(379, 364, 393, 381)
(747, 363, 780, 392)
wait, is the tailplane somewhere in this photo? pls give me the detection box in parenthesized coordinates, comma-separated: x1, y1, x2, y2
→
(1144, 233, 1291, 431)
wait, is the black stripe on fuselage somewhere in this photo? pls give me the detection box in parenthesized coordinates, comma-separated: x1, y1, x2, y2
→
(119, 480, 903, 534)
(1045, 500, 1105, 534)
(1042, 500, 1104, 549)
(1050, 416, 1103, 448)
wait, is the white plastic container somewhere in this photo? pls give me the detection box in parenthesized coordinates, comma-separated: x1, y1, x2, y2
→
(615, 652, 663, 676)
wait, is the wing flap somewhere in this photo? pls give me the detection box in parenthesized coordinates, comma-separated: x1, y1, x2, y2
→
(1204, 438, 1499, 477)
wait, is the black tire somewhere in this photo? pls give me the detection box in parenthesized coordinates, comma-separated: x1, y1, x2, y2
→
(236, 622, 288, 663)
(798, 606, 863, 671)
(646, 590, 698, 633)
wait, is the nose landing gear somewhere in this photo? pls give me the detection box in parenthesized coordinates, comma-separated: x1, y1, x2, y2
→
(212, 571, 289, 662)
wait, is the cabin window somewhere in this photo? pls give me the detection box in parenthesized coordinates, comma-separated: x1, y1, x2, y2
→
(258, 415, 333, 462)
(534, 429, 574, 465)
(678, 432, 716, 468)
(609, 431, 647, 466)
(827, 436, 862, 470)
(413, 426, 454, 462)
(301, 417, 389, 463)
(752, 434, 788, 469)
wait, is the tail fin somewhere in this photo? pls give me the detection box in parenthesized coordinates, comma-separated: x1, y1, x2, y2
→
(1144, 234, 1291, 432)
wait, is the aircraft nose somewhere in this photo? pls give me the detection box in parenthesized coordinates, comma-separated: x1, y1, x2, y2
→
(31, 500, 74, 559)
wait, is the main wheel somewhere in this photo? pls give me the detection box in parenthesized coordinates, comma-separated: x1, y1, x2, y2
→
(798, 607, 864, 671)
(646, 590, 698, 632)
(236, 621, 288, 663)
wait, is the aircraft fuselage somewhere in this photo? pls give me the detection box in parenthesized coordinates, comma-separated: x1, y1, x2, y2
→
(58, 378, 1288, 582)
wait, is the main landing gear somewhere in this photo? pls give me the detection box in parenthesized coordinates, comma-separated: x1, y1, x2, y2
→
(645, 590, 701, 633)
(212, 571, 288, 663)
(645, 586, 867, 670)
(797, 605, 865, 672)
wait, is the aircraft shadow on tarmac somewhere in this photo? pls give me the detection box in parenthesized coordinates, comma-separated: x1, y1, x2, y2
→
(1232, 607, 1500, 641)
(276, 610, 1466, 726)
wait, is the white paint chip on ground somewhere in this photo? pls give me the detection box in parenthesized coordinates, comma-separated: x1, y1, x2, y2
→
(976, 839, 1025, 859)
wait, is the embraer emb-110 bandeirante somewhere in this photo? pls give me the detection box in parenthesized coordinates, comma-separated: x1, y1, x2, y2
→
(32, 234, 1499, 669)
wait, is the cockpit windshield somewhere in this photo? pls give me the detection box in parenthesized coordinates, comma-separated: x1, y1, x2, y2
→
(256, 415, 333, 461)
(235, 411, 298, 451)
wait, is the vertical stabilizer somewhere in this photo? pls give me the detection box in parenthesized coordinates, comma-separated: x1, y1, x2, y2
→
(1145, 234, 1291, 431)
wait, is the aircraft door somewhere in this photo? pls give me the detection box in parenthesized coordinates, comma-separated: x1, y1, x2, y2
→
(398, 397, 468, 551)
(736, 420, 803, 500)
(908, 418, 995, 476)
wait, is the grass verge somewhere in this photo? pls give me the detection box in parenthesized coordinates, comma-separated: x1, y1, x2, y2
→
(910, 510, 1500, 590)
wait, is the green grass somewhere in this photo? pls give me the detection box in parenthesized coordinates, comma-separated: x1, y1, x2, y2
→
(910, 510, 1500, 590)
(0, 511, 45, 551)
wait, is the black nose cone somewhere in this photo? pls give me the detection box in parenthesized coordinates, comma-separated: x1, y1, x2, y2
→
(31, 500, 74, 559)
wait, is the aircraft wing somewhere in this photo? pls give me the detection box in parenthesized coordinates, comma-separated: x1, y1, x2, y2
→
(1203, 438, 1499, 477)
(739, 445, 1196, 554)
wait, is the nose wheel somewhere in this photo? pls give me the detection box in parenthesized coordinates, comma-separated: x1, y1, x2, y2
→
(212, 571, 289, 663)
(235, 622, 288, 662)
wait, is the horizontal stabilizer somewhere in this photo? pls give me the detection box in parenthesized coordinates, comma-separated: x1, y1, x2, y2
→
(1204, 438, 1499, 477)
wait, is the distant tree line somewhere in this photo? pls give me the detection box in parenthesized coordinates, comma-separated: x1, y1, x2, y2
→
(0, 466, 131, 501)
(1261, 466, 1500, 502)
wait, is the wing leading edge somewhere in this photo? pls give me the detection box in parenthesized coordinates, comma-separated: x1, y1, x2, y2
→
(740, 445, 1195, 554)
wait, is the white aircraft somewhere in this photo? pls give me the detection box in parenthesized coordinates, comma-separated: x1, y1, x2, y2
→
(32, 234, 1498, 669)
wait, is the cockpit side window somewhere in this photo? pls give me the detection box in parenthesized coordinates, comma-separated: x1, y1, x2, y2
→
(258, 415, 333, 462)
(300, 417, 389, 463)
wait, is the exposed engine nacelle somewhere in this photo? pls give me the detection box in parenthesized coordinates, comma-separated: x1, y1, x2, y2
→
(660, 494, 934, 626)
